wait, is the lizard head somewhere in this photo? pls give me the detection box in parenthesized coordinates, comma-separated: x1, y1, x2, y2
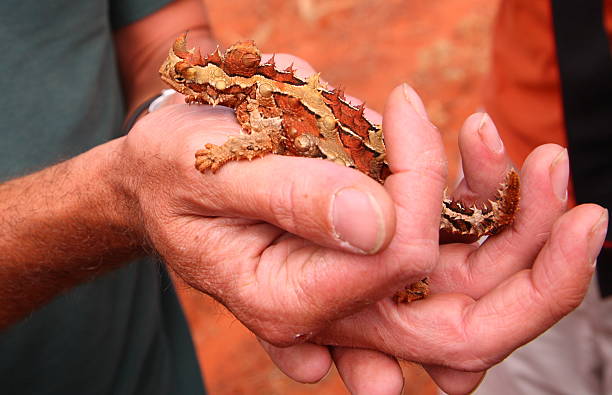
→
(159, 33, 206, 96)
(159, 34, 263, 102)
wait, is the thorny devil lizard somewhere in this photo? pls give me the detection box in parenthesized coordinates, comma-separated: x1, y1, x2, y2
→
(159, 34, 520, 303)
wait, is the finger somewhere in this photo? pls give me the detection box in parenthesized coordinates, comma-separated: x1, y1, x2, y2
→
(175, 217, 426, 342)
(440, 113, 511, 244)
(378, 83, 446, 280)
(177, 84, 445, 270)
(423, 364, 485, 395)
(458, 204, 607, 367)
(200, 148, 396, 254)
(317, 204, 607, 371)
(315, 295, 477, 370)
(258, 339, 332, 383)
(283, 83, 445, 307)
(142, 104, 397, 255)
(177, 85, 448, 339)
(432, 144, 570, 297)
(163, 54, 389, 255)
(332, 347, 404, 395)
(453, 112, 511, 203)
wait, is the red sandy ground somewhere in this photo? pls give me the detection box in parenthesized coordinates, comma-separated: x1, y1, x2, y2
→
(179, 1, 500, 393)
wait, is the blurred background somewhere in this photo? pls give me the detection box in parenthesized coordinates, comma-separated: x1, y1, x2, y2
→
(178, 0, 500, 393)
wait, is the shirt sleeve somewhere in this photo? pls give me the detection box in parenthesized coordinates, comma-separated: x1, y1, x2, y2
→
(110, 0, 174, 30)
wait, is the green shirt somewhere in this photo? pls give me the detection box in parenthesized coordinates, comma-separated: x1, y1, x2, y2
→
(0, 1, 205, 394)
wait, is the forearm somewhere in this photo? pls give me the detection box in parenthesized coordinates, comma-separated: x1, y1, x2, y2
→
(114, 0, 217, 114)
(0, 138, 143, 328)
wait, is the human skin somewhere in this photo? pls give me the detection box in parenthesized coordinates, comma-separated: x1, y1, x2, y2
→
(126, 83, 606, 395)
(2, 80, 604, 395)
(0, 1, 608, 394)
(0, 0, 215, 328)
(249, 80, 608, 394)
(200, 54, 607, 393)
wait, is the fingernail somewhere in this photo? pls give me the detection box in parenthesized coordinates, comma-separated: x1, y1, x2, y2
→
(332, 188, 385, 254)
(477, 113, 504, 154)
(402, 83, 429, 120)
(549, 148, 569, 202)
(588, 209, 609, 264)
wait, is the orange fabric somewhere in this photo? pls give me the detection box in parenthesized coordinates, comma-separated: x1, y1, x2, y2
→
(607, 0, 612, 48)
(485, 1, 565, 168)
(485, 1, 612, 206)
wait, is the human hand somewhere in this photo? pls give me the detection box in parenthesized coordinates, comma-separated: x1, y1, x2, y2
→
(134, 49, 607, 393)
(117, 53, 454, 368)
(261, 87, 608, 394)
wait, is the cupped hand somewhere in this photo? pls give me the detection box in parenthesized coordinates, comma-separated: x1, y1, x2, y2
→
(262, 87, 608, 395)
(119, 50, 608, 395)
(117, 56, 450, 356)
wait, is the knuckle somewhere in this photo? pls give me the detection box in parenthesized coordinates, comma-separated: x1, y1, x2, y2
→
(269, 177, 324, 233)
(251, 317, 318, 348)
(439, 302, 495, 372)
(414, 146, 448, 173)
(230, 289, 322, 348)
(268, 179, 301, 229)
(388, 240, 439, 278)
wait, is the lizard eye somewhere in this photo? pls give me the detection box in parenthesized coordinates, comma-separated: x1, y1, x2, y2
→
(174, 76, 185, 82)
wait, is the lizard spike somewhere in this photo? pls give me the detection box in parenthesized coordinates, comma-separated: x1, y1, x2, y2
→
(265, 54, 276, 66)
(357, 102, 366, 116)
(189, 47, 205, 65)
(205, 46, 223, 65)
(307, 73, 321, 89)
(333, 87, 346, 101)
(284, 63, 295, 74)
(173, 32, 191, 58)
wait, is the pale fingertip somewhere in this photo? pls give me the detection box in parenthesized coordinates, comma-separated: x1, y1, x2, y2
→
(451, 112, 510, 205)
(424, 365, 486, 395)
(331, 188, 387, 254)
(477, 113, 504, 155)
(259, 340, 333, 384)
(333, 348, 404, 395)
(401, 83, 429, 121)
(588, 208, 608, 264)
(527, 204, 606, 319)
(549, 148, 569, 202)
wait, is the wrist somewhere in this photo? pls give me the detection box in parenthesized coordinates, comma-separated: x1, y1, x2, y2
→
(98, 137, 148, 251)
